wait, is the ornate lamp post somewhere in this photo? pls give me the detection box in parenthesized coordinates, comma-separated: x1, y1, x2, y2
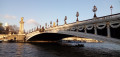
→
(48, 25, 49, 28)
(42, 26, 45, 32)
(32, 28, 33, 32)
(110, 5, 113, 15)
(39, 25, 41, 32)
(92, 5, 97, 18)
(56, 19, 58, 26)
(76, 11, 79, 22)
(45, 23, 47, 29)
(36, 26, 38, 31)
(50, 21, 52, 27)
(40, 25, 41, 29)
(64, 16, 67, 24)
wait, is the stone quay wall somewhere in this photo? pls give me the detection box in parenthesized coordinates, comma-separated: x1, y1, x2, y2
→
(0, 34, 26, 42)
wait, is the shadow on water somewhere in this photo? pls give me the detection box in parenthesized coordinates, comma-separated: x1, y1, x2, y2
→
(30, 42, 86, 57)
(29, 42, 120, 57)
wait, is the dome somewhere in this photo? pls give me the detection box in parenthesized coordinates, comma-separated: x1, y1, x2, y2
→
(5, 22, 8, 26)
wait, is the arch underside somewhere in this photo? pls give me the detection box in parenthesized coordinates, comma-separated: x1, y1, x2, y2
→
(27, 33, 74, 41)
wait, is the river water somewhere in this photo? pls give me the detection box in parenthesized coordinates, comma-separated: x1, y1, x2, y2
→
(0, 42, 120, 57)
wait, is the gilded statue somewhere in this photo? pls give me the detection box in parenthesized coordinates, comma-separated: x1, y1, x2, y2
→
(21, 17, 24, 21)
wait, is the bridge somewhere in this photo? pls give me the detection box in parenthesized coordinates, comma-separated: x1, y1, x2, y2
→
(26, 13, 120, 44)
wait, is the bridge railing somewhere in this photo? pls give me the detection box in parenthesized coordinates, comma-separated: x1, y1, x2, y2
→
(26, 31, 42, 40)
(45, 13, 120, 39)
(46, 13, 120, 30)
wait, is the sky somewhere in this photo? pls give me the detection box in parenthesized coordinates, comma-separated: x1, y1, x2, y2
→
(0, 0, 120, 32)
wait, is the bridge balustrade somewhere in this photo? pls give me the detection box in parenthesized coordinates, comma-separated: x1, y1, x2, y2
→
(45, 13, 120, 39)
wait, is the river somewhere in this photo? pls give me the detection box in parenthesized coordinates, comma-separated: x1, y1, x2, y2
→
(0, 42, 120, 57)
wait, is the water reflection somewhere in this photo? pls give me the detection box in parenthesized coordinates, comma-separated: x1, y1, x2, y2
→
(15, 43, 23, 57)
(0, 42, 120, 57)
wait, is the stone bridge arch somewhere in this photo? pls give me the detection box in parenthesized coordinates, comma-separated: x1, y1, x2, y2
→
(27, 33, 74, 41)
(26, 30, 120, 44)
(26, 13, 120, 44)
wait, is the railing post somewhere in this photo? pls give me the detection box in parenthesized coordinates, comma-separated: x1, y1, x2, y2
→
(94, 23, 97, 35)
(84, 25, 87, 33)
(107, 22, 111, 37)
(77, 26, 79, 32)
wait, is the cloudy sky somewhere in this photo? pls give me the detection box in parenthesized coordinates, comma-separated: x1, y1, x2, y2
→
(0, 0, 120, 31)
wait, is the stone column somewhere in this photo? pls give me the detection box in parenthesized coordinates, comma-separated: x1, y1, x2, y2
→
(19, 17, 24, 34)
(84, 25, 87, 33)
(94, 23, 97, 35)
(107, 22, 111, 37)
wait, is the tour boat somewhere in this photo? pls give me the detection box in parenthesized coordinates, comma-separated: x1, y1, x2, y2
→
(0, 40, 2, 43)
(8, 39, 15, 43)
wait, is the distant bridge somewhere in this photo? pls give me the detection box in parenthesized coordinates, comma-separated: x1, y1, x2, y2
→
(26, 13, 120, 44)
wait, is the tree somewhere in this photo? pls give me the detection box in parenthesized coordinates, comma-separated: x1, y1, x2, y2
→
(0, 22, 2, 26)
(8, 25, 19, 34)
(0, 22, 4, 34)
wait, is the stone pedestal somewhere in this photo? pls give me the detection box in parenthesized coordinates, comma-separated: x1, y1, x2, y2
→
(7, 34, 26, 42)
